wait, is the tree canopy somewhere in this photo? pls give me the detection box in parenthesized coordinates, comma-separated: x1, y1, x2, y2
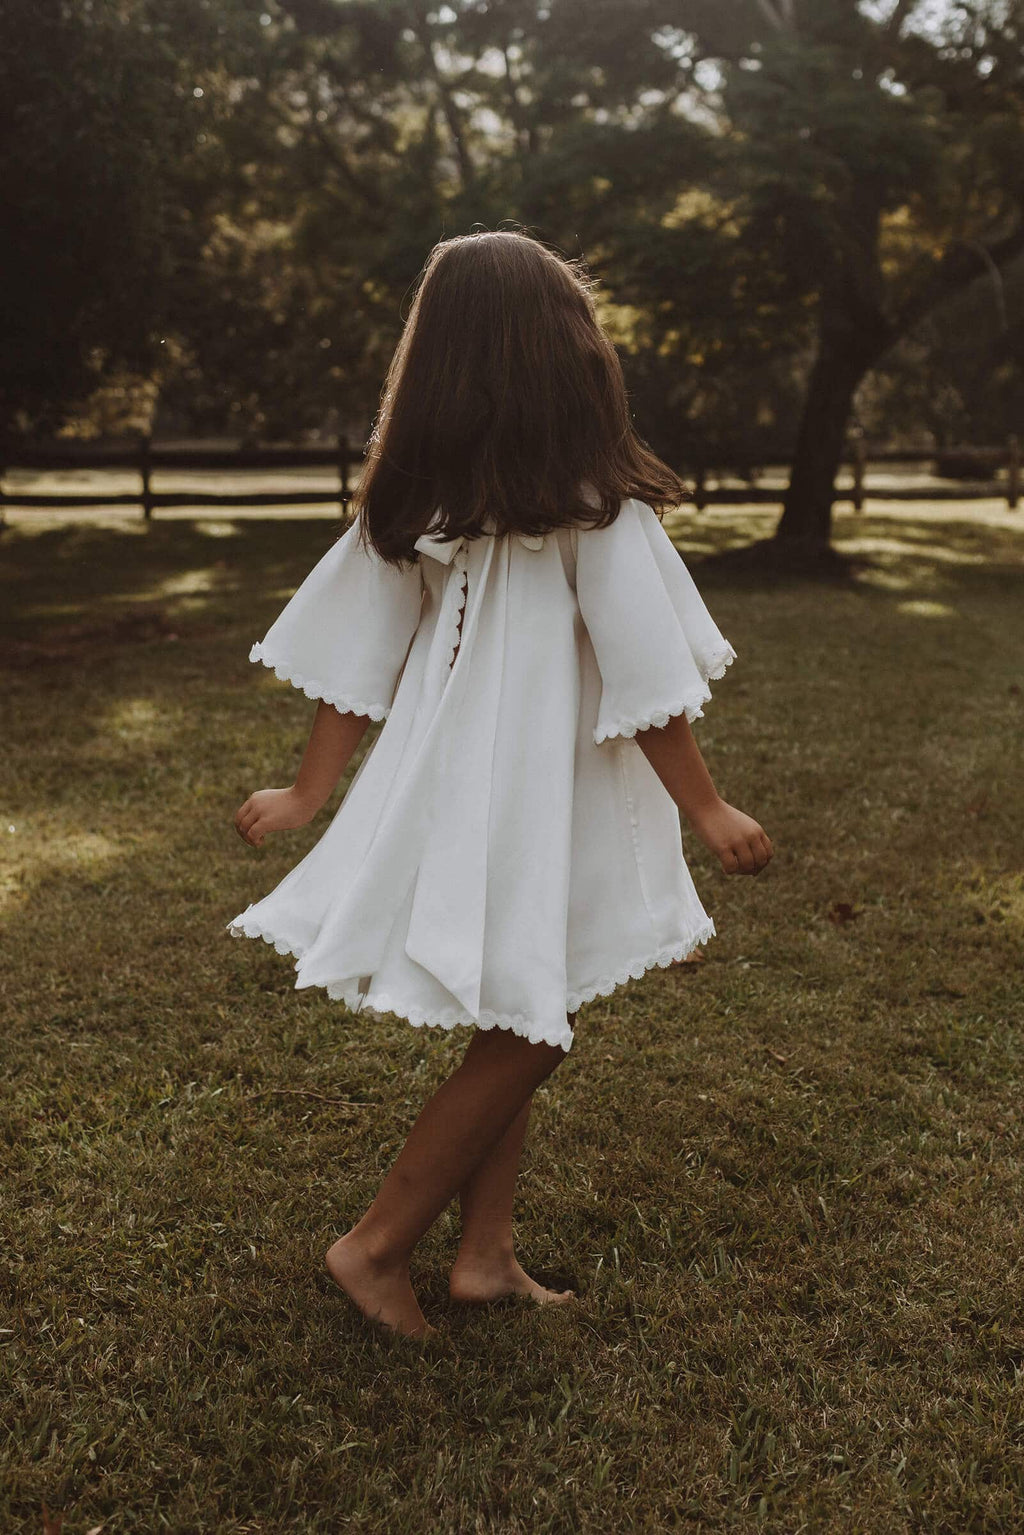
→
(4, 0, 1023, 550)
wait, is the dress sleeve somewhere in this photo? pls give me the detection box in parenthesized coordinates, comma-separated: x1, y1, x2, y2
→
(248, 521, 424, 720)
(574, 498, 736, 745)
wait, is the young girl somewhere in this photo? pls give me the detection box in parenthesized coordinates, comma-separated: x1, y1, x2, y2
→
(229, 230, 772, 1339)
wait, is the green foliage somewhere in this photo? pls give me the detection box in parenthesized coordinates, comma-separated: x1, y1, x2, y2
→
(4, 0, 1024, 477)
(0, 0, 208, 436)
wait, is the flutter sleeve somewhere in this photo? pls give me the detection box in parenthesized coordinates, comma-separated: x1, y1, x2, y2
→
(248, 520, 424, 720)
(574, 497, 736, 745)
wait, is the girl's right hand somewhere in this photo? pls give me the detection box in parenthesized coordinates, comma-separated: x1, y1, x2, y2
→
(691, 798, 773, 876)
(234, 786, 318, 848)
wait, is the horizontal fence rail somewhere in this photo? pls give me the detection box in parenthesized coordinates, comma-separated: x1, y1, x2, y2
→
(688, 435, 1020, 512)
(0, 440, 360, 519)
(0, 435, 1019, 521)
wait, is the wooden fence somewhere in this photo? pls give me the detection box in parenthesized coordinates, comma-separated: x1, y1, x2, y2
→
(0, 440, 358, 520)
(0, 434, 1019, 522)
(689, 437, 1020, 512)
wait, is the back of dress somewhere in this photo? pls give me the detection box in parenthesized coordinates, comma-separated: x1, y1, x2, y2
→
(229, 498, 735, 1052)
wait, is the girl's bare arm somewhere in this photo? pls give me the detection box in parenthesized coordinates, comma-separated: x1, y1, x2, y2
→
(635, 712, 773, 875)
(234, 702, 373, 848)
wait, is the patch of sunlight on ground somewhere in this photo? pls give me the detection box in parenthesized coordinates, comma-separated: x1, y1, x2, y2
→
(155, 568, 220, 598)
(664, 506, 778, 553)
(956, 869, 1024, 939)
(839, 497, 1022, 534)
(195, 519, 243, 539)
(896, 599, 959, 619)
(105, 698, 176, 747)
(840, 535, 989, 566)
(3, 510, 151, 537)
(0, 828, 133, 913)
(155, 505, 343, 522)
(3, 506, 340, 534)
(854, 568, 916, 591)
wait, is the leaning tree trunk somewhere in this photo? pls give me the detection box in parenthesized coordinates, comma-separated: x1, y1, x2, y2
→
(774, 338, 871, 556)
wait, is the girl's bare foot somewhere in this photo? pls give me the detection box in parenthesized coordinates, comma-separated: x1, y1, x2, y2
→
(326, 1233, 437, 1339)
(448, 1252, 575, 1306)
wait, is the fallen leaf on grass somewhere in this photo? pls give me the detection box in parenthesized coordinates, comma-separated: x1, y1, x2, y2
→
(763, 1046, 789, 1064)
(826, 902, 863, 925)
(965, 793, 989, 816)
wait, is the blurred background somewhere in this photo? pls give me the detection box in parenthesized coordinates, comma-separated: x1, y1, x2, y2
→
(3, 0, 1023, 553)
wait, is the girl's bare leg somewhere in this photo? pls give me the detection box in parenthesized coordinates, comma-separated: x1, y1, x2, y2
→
(326, 1023, 568, 1337)
(449, 1013, 577, 1305)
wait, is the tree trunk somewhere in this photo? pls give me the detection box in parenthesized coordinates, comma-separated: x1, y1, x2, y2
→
(774, 339, 871, 554)
(409, 5, 474, 192)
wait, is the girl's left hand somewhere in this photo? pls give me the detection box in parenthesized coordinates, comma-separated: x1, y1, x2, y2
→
(234, 786, 318, 847)
(690, 798, 774, 876)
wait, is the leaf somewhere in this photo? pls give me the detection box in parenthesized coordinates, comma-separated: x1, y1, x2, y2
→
(826, 901, 862, 925)
(965, 793, 989, 816)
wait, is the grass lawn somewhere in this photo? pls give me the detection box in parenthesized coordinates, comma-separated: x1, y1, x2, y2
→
(1, 501, 1022, 1533)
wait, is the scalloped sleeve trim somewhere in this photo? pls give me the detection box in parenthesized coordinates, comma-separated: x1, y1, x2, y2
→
(593, 644, 736, 745)
(249, 642, 391, 720)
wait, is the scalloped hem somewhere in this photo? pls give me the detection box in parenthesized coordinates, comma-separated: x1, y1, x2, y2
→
(227, 913, 573, 1050)
(565, 917, 716, 1010)
(331, 989, 574, 1052)
(227, 910, 717, 1050)
(248, 643, 391, 720)
(594, 647, 737, 744)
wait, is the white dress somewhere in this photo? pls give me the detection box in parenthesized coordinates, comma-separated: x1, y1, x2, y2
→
(228, 497, 736, 1052)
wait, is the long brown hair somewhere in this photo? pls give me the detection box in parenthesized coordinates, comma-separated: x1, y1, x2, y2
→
(354, 230, 690, 565)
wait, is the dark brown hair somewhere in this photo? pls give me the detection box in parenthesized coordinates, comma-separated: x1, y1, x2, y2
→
(353, 229, 690, 565)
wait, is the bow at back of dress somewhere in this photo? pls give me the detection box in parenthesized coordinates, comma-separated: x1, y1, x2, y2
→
(413, 523, 544, 563)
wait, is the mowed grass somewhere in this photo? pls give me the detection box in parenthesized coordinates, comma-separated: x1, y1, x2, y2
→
(1, 502, 1022, 1533)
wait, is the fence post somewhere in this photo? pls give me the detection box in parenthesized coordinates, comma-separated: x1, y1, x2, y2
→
(1007, 433, 1020, 510)
(693, 463, 706, 513)
(141, 436, 153, 521)
(852, 437, 866, 513)
(338, 436, 350, 517)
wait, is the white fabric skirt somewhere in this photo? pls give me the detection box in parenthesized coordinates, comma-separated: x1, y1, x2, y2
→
(229, 501, 735, 1052)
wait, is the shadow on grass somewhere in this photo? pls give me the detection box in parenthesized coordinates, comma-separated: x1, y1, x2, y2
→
(0, 516, 346, 652)
(693, 514, 1024, 597)
(1, 508, 1020, 640)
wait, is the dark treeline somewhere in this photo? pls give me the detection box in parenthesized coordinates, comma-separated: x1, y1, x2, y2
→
(3, 0, 1023, 552)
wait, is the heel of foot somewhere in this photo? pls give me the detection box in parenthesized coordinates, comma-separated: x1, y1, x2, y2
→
(324, 1236, 436, 1338)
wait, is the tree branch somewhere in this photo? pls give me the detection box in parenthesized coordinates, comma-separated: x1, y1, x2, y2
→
(502, 43, 536, 158)
(308, 115, 384, 209)
(892, 220, 1024, 336)
(753, 0, 795, 32)
(884, 0, 918, 39)
(263, 92, 385, 210)
(407, 2, 474, 190)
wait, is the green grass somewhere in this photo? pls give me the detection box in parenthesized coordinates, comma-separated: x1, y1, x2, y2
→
(1, 502, 1022, 1533)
